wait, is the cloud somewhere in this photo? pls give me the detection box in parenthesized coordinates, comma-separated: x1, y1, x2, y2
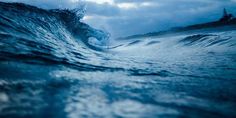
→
(1, 0, 236, 38)
(83, 0, 236, 38)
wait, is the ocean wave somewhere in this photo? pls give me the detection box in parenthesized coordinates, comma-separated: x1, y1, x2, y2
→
(0, 2, 109, 65)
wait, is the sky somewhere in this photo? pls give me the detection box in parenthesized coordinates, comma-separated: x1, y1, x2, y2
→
(2, 0, 236, 38)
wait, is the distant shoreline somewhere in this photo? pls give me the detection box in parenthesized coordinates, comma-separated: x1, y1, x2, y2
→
(118, 9, 236, 40)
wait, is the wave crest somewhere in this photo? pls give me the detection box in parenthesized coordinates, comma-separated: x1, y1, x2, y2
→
(0, 2, 109, 65)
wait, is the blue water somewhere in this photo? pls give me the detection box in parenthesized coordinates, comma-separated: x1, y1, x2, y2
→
(0, 2, 236, 118)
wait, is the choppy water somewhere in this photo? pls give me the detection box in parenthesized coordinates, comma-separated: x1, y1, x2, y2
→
(0, 2, 236, 118)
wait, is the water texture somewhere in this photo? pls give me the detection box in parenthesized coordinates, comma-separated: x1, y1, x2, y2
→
(0, 2, 236, 118)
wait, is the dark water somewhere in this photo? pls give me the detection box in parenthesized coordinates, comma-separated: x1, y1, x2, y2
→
(0, 2, 236, 118)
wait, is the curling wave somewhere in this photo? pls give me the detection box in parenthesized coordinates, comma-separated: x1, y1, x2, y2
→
(1, 2, 236, 118)
(0, 2, 109, 66)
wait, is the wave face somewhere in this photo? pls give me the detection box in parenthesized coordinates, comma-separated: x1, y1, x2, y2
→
(0, 2, 110, 65)
(1, 2, 236, 118)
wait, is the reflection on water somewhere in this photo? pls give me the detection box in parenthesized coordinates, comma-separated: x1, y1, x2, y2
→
(1, 45, 236, 117)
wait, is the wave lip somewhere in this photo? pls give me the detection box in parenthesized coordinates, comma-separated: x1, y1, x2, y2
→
(0, 2, 110, 65)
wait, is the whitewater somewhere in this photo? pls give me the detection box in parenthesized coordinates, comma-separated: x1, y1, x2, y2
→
(0, 2, 236, 118)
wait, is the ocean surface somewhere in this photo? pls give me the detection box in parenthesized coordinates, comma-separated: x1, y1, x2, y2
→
(0, 2, 236, 118)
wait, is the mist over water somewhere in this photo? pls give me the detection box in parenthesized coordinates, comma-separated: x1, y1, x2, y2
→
(0, 2, 236, 118)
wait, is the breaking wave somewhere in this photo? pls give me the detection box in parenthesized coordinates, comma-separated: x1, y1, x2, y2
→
(1, 2, 236, 118)
(0, 2, 109, 66)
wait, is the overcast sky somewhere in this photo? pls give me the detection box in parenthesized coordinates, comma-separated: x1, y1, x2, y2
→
(2, 0, 236, 38)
